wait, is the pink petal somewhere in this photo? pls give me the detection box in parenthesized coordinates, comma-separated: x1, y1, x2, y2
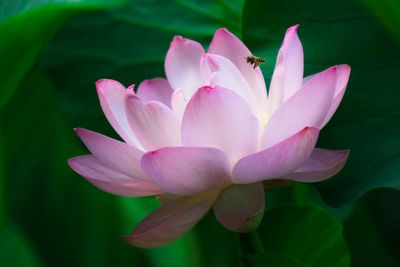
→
(208, 28, 267, 107)
(124, 193, 216, 248)
(171, 89, 186, 118)
(263, 66, 337, 148)
(125, 93, 181, 150)
(200, 54, 260, 116)
(182, 86, 259, 164)
(96, 79, 141, 148)
(266, 25, 304, 116)
(75, 128, 148, 179)
(165, 36, 205, 99)
(302, 74, 315, 85)
(233, 127, 319, 184)
(213, 183, 264, 232)
(68, 155, 162, 197)
(141, 147, 231, 196)
(136, 78, 173, 108)
(284, 148, 350, 182)
(320, 64, 351, 128)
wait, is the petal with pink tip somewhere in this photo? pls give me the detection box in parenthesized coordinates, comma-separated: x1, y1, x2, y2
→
(68, 155, 162, 197)
(141, 147, 231, 196)
(96, 79, 141, 148)
(302, 73, 315, 85)
(208, 28, 267, 106)
(136, 78, 173, 108)
(263, 66, 337, 148)
(124, 193, 216, 248)
(284, 148, 350, 182)
(165, 36, 205, 99)
(200, 54, 260, 115)
(213, 183, 265, 232)
(266, 25, 304, 116)
(233, 127, 319, 184)
(320, 64, 351, 128)
(125, 93, 181, 150)
(182, 86, 259, 164)
(75, 128, 148, 180)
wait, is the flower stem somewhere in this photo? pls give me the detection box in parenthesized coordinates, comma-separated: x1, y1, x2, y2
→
(240, 230, 264, 255)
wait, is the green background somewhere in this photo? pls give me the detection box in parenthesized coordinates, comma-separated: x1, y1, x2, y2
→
(0, 0, 399, 266)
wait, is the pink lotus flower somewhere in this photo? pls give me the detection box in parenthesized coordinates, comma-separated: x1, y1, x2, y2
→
(68, 25, 350, 248)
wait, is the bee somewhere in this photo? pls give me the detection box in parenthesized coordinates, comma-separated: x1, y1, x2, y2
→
(246, 55, 265, 69)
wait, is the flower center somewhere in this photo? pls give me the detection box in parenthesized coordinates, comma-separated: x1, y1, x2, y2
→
(261, 114, 270, 127)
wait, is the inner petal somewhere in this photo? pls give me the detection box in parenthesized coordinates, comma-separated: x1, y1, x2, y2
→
(181, 85, 259, 165)
(200, 53, 263, 119)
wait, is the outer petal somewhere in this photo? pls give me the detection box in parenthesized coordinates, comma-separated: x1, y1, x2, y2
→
(141, 147, 231, 196)
(284, 148, 350, 182)
(213, 183, 265, 232)
(75, 128, 148, 180)
(182, 85, 259, 164)
(302, 73, 315, 85)
(68, 155, 162, 197)
(136, 78, 174, 108)
(208, 28, 267, 108)
(200, 54, 260, 116)
(266, 25, 304, 116)
(165, 36, 205, 99)
(233, 127, 319, 184)
(262, 66, 337, 148)
(124, 193, 217, 248)
(320, 64, 351, 128)
(96, 79, 141, 148)
(125, 93, 181, 150)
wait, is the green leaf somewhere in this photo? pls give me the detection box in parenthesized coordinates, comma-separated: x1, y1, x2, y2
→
(0, 130, 5, 228)
(242, 252, 308, 267)
(0, 226, 43, 267)
(0, 0, 126, 20)
(0, 0, 127, 107)
(197, 215, 241, 267)
(344, 188, 400, 266)
(242, 0, 400, 206)
(258, 206, 350, 267)
(359, 0, 400, 41)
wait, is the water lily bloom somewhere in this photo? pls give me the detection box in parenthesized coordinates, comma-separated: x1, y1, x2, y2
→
(68, 25, 350, 248)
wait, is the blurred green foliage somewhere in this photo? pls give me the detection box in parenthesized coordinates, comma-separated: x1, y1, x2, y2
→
(259, 206, 350, 267)
(0, 0, 127, 107)
(0, 0, 399, 266)
(359, 0, 400, 41)
(344, 188, 400, 266)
